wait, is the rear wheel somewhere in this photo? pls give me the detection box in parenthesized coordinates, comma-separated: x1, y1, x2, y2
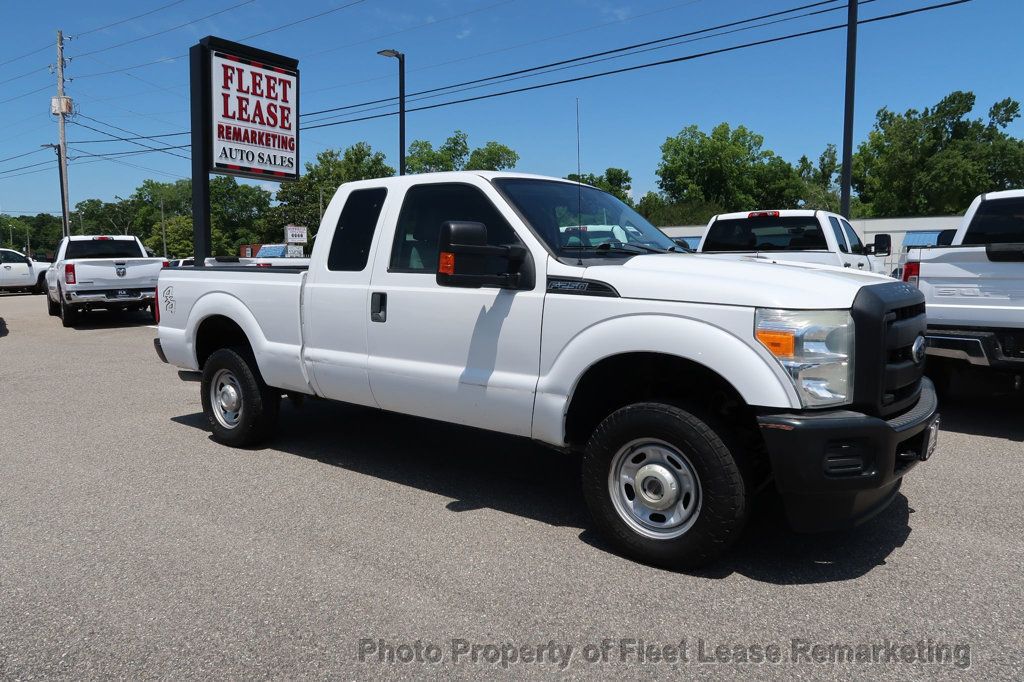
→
(58, 289, 78, 327)
(581, 402, 749, 569)
(200, 347, 280, 447)
(34, 274, 46, 294)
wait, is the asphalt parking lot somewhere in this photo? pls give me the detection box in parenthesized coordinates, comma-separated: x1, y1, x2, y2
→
(1, 292, 1021, 679)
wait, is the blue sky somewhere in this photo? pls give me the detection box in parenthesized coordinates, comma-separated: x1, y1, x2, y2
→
(1, 0, 1021, 215)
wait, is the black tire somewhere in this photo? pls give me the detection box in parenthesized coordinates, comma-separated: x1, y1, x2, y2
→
(148, 303, 158, 323)
(200, 347, 280, 447)
(581, 402, 749, 569)
(34, 274, 46, 295)
(926, 358, 955, 400)
(46, 290, 59, 316)
(58, 288, 78, 327)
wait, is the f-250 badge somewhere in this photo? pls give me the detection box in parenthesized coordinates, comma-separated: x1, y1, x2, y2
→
(161, 286, 175, 314)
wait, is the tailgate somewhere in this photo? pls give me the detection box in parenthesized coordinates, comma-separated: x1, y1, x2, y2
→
(72, 259, 164, 289)
(917, 246, 1024, 327)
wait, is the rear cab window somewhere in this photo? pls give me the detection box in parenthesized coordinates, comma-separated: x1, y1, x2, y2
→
(703, 215, 828, 252)
(65, 239, 145, 259)
(963, 196, 1024, 245)
(327, 187, 388, 271)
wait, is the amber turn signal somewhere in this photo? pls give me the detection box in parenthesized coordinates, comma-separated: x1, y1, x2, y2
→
(439, 251, 455, 275)
(756, 329, 796, 358)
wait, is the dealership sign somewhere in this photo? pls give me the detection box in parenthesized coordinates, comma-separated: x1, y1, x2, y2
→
(285, 225, 307, 243)
(193, 37, 299, 182)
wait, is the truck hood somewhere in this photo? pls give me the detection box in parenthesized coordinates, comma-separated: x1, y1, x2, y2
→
(584, 254, 890, 309)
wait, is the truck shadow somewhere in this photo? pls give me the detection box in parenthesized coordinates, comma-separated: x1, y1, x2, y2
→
(63, 308, 155, 330)
(172, 399, 911, 585)
(0, 317, 7, 338)
(934, 368, 1024, 441)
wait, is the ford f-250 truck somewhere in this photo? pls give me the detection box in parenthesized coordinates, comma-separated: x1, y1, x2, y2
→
(903, 189, 1024, 387)
(46, 235, 166, 327)
(155, 172, 939, 568)
(696, 209, 892, 274)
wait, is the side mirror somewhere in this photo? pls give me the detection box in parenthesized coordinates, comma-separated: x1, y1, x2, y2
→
(871, 233, 891, 257)
(436, 221, 527, 289)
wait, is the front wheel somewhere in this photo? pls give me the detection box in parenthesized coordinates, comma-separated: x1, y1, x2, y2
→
(46, 290, 59, 316)
(200, 347, 280, 447)
(581, 402, 749, 569)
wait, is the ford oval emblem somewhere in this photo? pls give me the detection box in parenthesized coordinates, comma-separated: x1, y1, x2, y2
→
(912, 335, 927, 364)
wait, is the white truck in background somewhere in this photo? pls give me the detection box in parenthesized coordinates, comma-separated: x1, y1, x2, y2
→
(45, 235, 166, 327)
(0, 248, 50, 293)
(903, 189, 1024, 385)
(155, 172, 939, 568)
(696, 210, 892, 274)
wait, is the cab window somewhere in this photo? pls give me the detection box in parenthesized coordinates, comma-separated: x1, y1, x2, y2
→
(390, 183, 518, 273)
(828, 217, 849, 253)
(841, 219, 865, 255)
(327, 187, 387, 271)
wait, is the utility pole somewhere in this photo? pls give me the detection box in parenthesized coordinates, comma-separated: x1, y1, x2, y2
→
(319, 186, 323, 220)
(839, 0, 858, 218)
(378, 49, 406, 175)
(160, 198, 167, 258)
(54, 30, 72, 236)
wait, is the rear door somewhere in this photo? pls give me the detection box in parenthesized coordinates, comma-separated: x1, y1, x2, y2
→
(304, 186, 390, 407)
(365, 179, 545, 436)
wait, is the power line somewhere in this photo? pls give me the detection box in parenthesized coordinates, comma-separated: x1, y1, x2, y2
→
(68, 145, 190, 159)
(71, 0, 188, 39)
(0, 148, 48, 165)
(70, 0, 258, 59)
(240, 0, 369, 40)
(304, 0, 848, 120)
(0, 64, 50, 87)
(301, 0, 975, 131)
(70, 116, 191, 160)
(0, 83, 51, 105)
(0, 158, 57, 176)
(0, 43, 50, 68)
(70, 131, 190, 144)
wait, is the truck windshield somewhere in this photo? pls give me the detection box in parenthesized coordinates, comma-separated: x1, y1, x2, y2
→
(963, 197, 1024, 245)
(65, 239, 145, 259)
(493, 178, 677, 256)
(703, 216, 828, 251)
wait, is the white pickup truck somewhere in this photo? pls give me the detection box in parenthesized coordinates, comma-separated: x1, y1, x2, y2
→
(0, 248, 50, 293)
(696, 209, 892, 274)
(903, 189, 1024, 382)
(45, 235, 166, 327)
(155, 172, 939, 568)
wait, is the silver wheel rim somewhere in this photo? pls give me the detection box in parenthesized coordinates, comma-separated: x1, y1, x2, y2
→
(608, 438, 702, 540)
(210, 368, 243, 429)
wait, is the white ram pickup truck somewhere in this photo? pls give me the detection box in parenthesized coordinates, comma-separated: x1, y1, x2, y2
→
(903, 189, 1024, 382)
(696, 209, 892, 274)
(155, 172, 939, 568)
(46, 235, 166, 327)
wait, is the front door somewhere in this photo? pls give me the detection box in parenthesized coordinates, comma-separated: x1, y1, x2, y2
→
(840, 218, 873, 271)
(0, 250, 32, 287)
(365, 180, 545, 437)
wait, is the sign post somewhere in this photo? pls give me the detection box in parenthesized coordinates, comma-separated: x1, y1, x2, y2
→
(189, 36, 299, 266)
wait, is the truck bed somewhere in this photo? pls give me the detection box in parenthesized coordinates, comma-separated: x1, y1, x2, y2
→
(157, 266, 311, 394)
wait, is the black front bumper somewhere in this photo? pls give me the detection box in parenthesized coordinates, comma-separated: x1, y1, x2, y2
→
(757, 378, 939, 532)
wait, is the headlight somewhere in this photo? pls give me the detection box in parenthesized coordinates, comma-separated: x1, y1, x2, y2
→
(755, 308, 854, 408)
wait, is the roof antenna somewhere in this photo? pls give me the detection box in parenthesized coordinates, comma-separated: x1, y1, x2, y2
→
(575, 97, 583, 267)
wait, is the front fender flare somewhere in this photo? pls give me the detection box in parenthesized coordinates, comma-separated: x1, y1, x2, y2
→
(532, 313, 799, 446)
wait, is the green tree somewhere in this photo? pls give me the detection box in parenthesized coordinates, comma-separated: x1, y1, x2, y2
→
(275, 143, 395, 230)
(566, 167, 633, 204)
(797, 143, 841, 212)
(635, 192, 723, 227)
(143, 214, 231, 258)
(406, 130, 520, 173)
(465, 141, 520, 171)
(657, 122, 804, 211)
(853, 91, 1024, 216)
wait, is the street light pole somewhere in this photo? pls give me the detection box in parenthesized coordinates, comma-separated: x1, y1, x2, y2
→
(839, 0, 858, 218)
(378, 49, 406, 175)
